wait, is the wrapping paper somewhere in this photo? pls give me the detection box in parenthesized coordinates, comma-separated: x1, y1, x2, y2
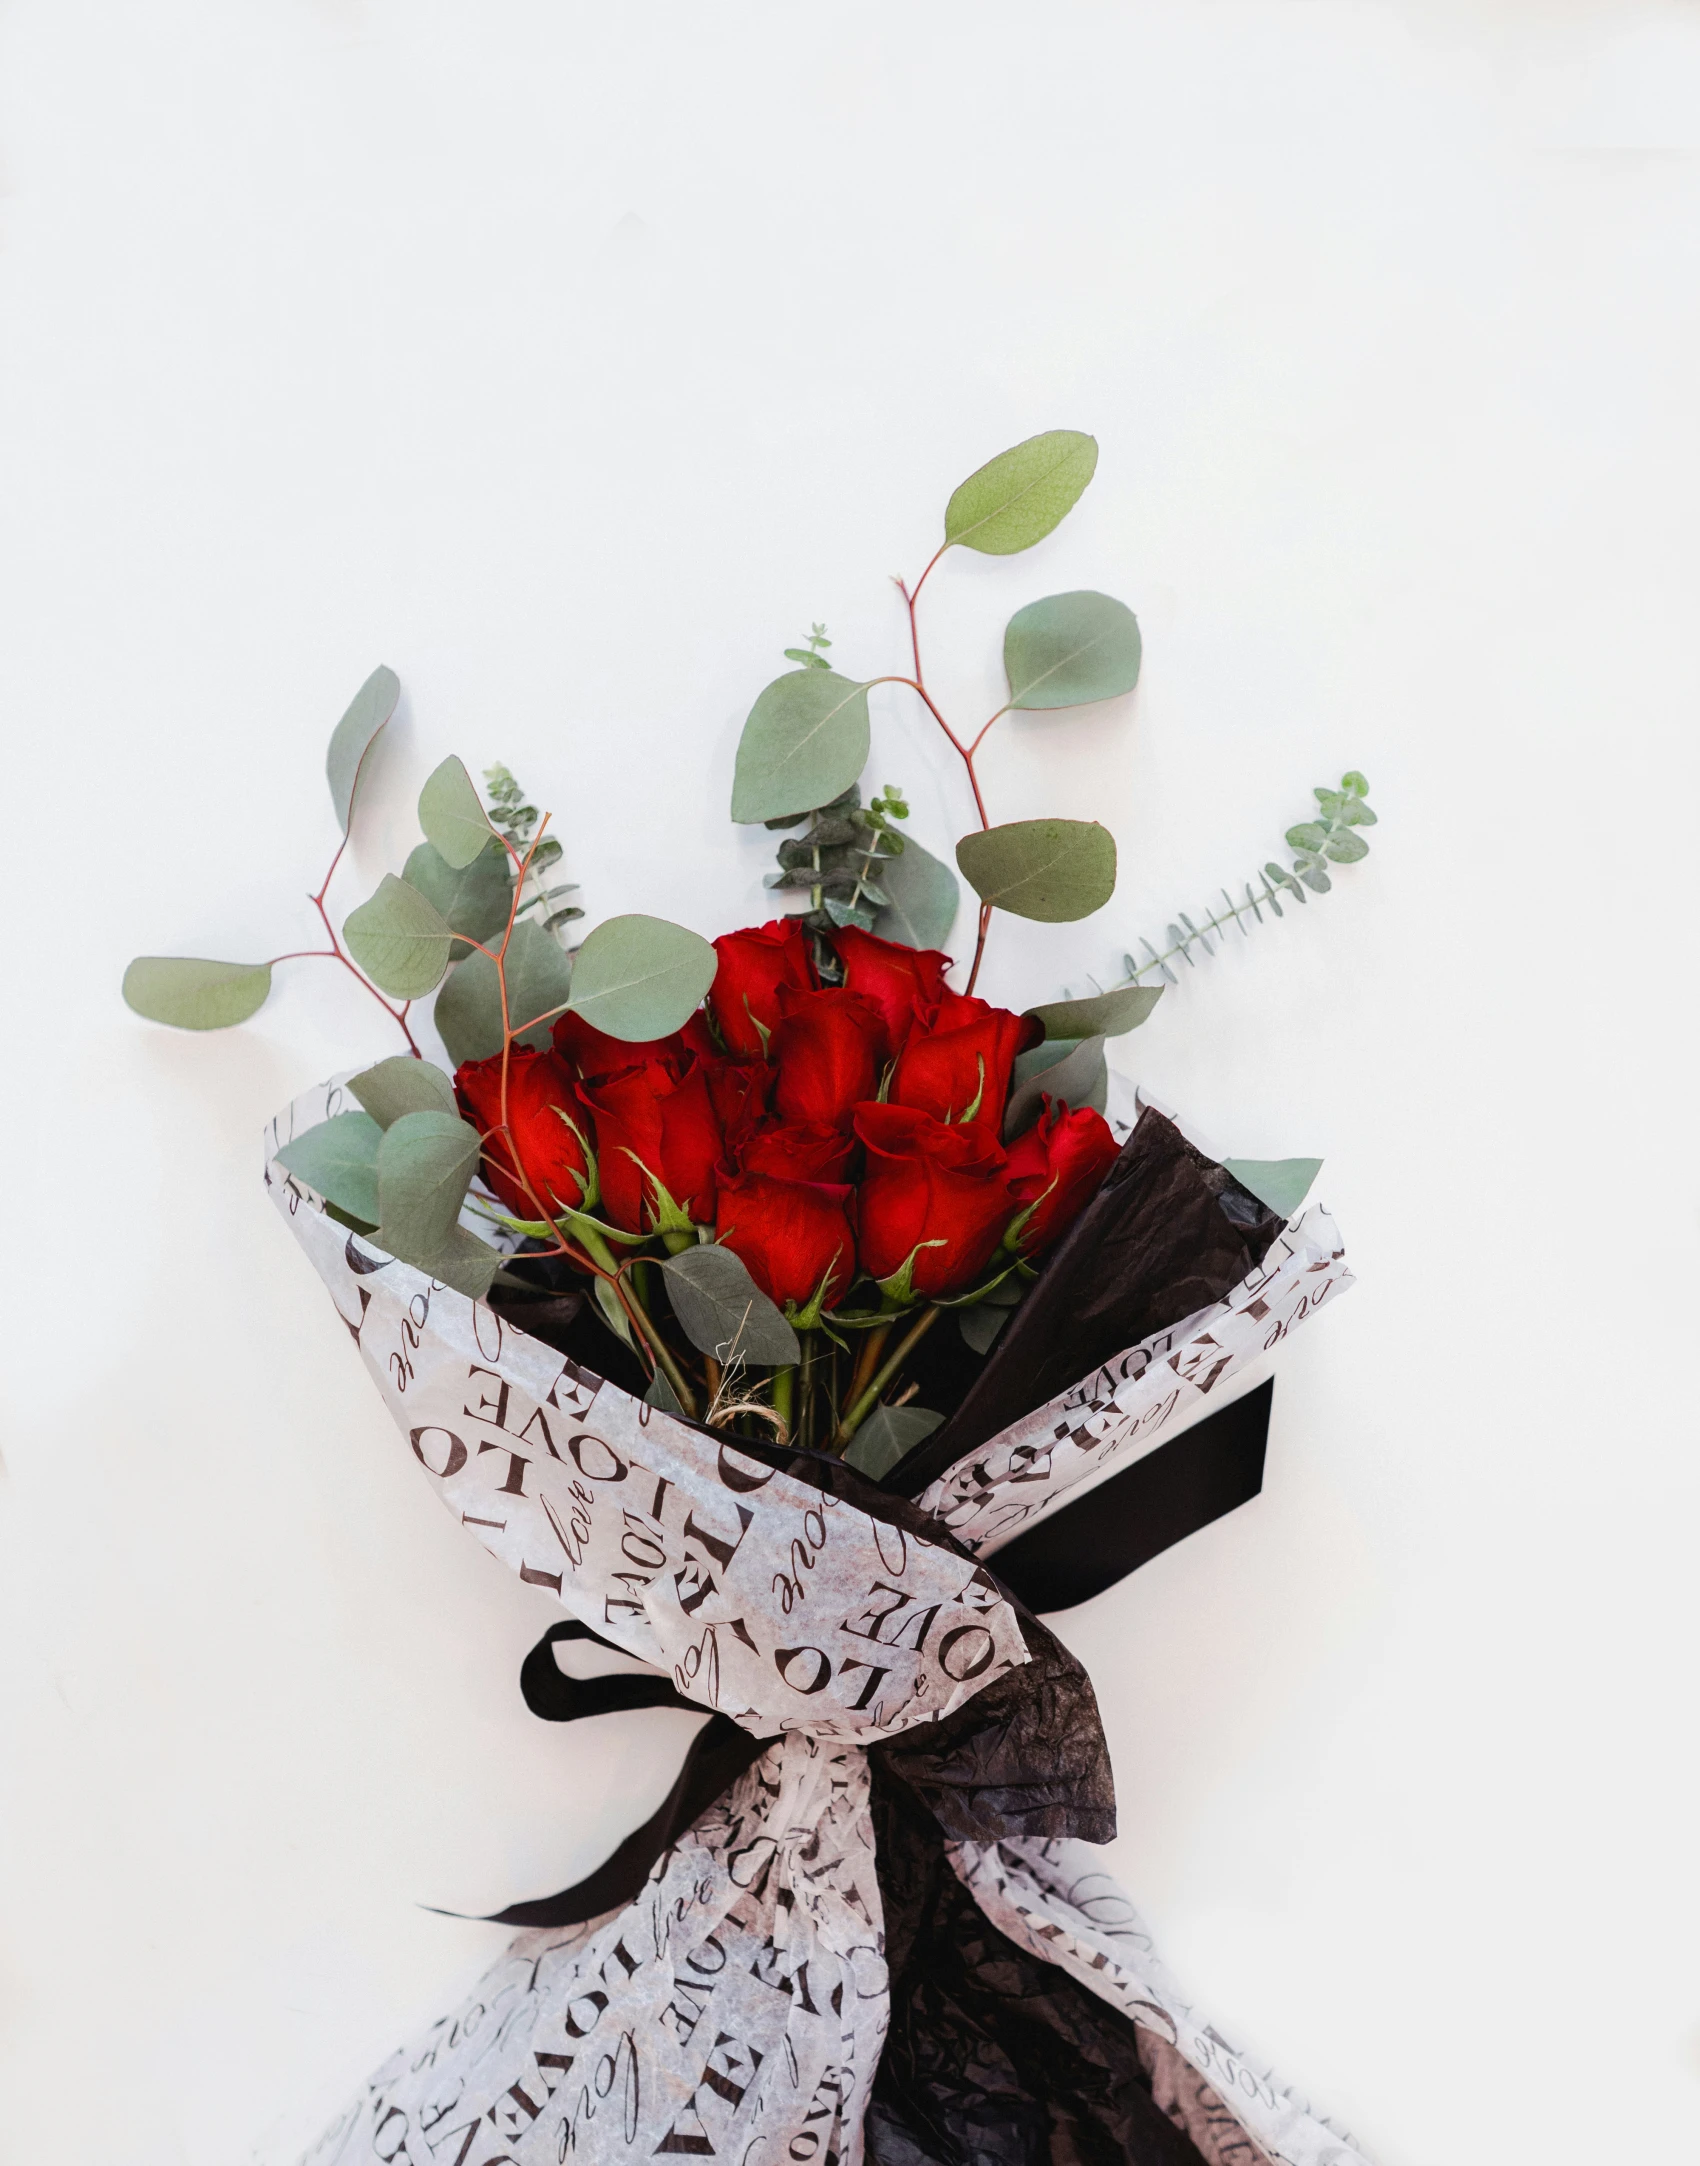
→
(267, 1082, 1366, 2166)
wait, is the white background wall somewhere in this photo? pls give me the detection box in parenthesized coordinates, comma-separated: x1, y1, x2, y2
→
(2, 4, 1697, 2160)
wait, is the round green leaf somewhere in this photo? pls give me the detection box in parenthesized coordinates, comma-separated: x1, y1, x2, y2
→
(1002, 1035, 1108, 1139)
(1004, 591, 1142, 711)
(943, 431, 1098, 556)
(844, 1404, 942, 1480)
(122, 956, 273, 1030)
(348, 1055, 459, 1128)
(1221, 1157, 1323, 1219)
(326, 665, 401, 834)
(730, 670, 871, 824)
(567, 913, 716, 1042)
(402, 839, 513, 959)
(274, 1110, 383, 1224)
(372, 1109, 500, 1297)
(661, 1245, 799, 1367)
(1026, 984, 1162, 1041)
(343, 874, 454, 1000)
(872, 836, 959, 951)
(418, 755, 495, 870)
(955, 819, 1117, 923)
(433, 919, 575, 1066)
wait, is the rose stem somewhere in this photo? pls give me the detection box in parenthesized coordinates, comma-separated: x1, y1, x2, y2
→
(842, 1322, 892, 1418)
(771, 1363, 795, 1441)
(835, 1306, 941, 1447)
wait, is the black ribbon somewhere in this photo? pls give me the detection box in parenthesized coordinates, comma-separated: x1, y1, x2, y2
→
(490, 1382, 1273, 1927)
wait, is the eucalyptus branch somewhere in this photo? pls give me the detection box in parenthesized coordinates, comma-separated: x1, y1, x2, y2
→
(1113, 772, 1377, 991)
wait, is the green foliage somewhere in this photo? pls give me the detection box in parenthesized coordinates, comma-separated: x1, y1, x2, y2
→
(373, 1109, 500, 1298)
(325, 665, 400, 834)
(944, 431, 1098, 555)
(1027, 985, 1161, 1041)
(418, 756, 494, 870)
(1120, 772, 1376, 990)
(342, 874, 455, 999)
(401, 839, 513, 960)
(1221, 1157, 1323, 1219)
(1003, 1034, 1108, 1139)
(122, 956, 272, 1030)
(660, 1245, 800, 1366)
(1003, 591, 1142, 710)
(274, 1110, 383, 1224)
(844, 1403, 942, 1480)
(434, 919, 574, 1065)
(731, 670, 872, 824)
(783, 623, 833, 670)
(763, 780, 933, 939)
(956, 818, 1117, 922)
(348, 1056, 459, 1128)
(873, 832, 959, 950)
(564, 913, 717, 1042)
(484, 763, 583, 934)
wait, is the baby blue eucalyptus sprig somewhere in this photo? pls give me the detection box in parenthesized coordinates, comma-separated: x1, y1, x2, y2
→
(1115, 771, 1376, 990)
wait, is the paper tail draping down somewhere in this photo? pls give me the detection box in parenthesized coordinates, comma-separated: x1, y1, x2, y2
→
(268, 1081, 1367, 2166)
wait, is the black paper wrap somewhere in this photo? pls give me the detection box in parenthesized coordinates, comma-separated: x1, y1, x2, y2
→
(865, 1760, 1210, 2166)
(888, 1109, 1287, 1495)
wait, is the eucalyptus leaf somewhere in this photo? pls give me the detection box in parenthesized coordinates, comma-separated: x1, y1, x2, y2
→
(943, 431, 1098, 555)
(1221, 1156, 1323, 1219)
(274, 1110, 383, 1224)
(959, 1303, 1011, 1355)
(1002, 1034, 1108, 1139)
(402, 839, 514, 960)
(418, 755, 495, 870)
(1027, 984, 1162, 1041)
(434, 919, 575, 1065)
(122, 956, 272, 1030)
(956, 819, 1117, 922)
(1004, 591, 1142, 710)
(373, 1109, 500, 1298)
(660, 1245, 800, 1366)
(644, 1365, 687, 1417)
(1324, 830, 1370, 864)
(325, 665, 401, 833)
(844, 1404, 943, 1480)
(343, 874, 455, 1000)
(871, 835, 959, 950)
(348, 1055, 459, 1128)
(567, 914, 716, 1042)
(730, 671, 871, 824)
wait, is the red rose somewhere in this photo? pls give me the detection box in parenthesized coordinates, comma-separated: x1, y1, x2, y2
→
(852, 1101, 1015, 1298)
(889, 987, 1040, 1133)
(1005, 1100, 1121, 1253)
(574, 1058, 722, 1233)
(697, 1054, 772, 1159)
(770, 985, 889, 1131)
(831, 926, 951, 1053)
(737, 1119, 856, 1183)
(455, 1046, 590, 1219)
(707, 919, 817, 1057)
(715, 1171, 856, 1311)
(554, 1010, 689, 1082)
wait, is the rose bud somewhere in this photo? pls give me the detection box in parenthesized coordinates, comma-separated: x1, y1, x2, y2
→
(574, 1058, 722, 1233)
(1005, 1099, 1121, 1254)
(455, 1046, 590, 1219)
(852, 1101, 1016, 1299)
(889, 987, 1040, 1132)
(770, 985, 889, 1131)
(707, 919, 817, 1057)
(830, 925, 952, 1053)
(737, 1119, 856, 1183)
(697, 1054, 772, 1159)
(553, 1010, 690, 1082)
(715, 1170, 856, 1312)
